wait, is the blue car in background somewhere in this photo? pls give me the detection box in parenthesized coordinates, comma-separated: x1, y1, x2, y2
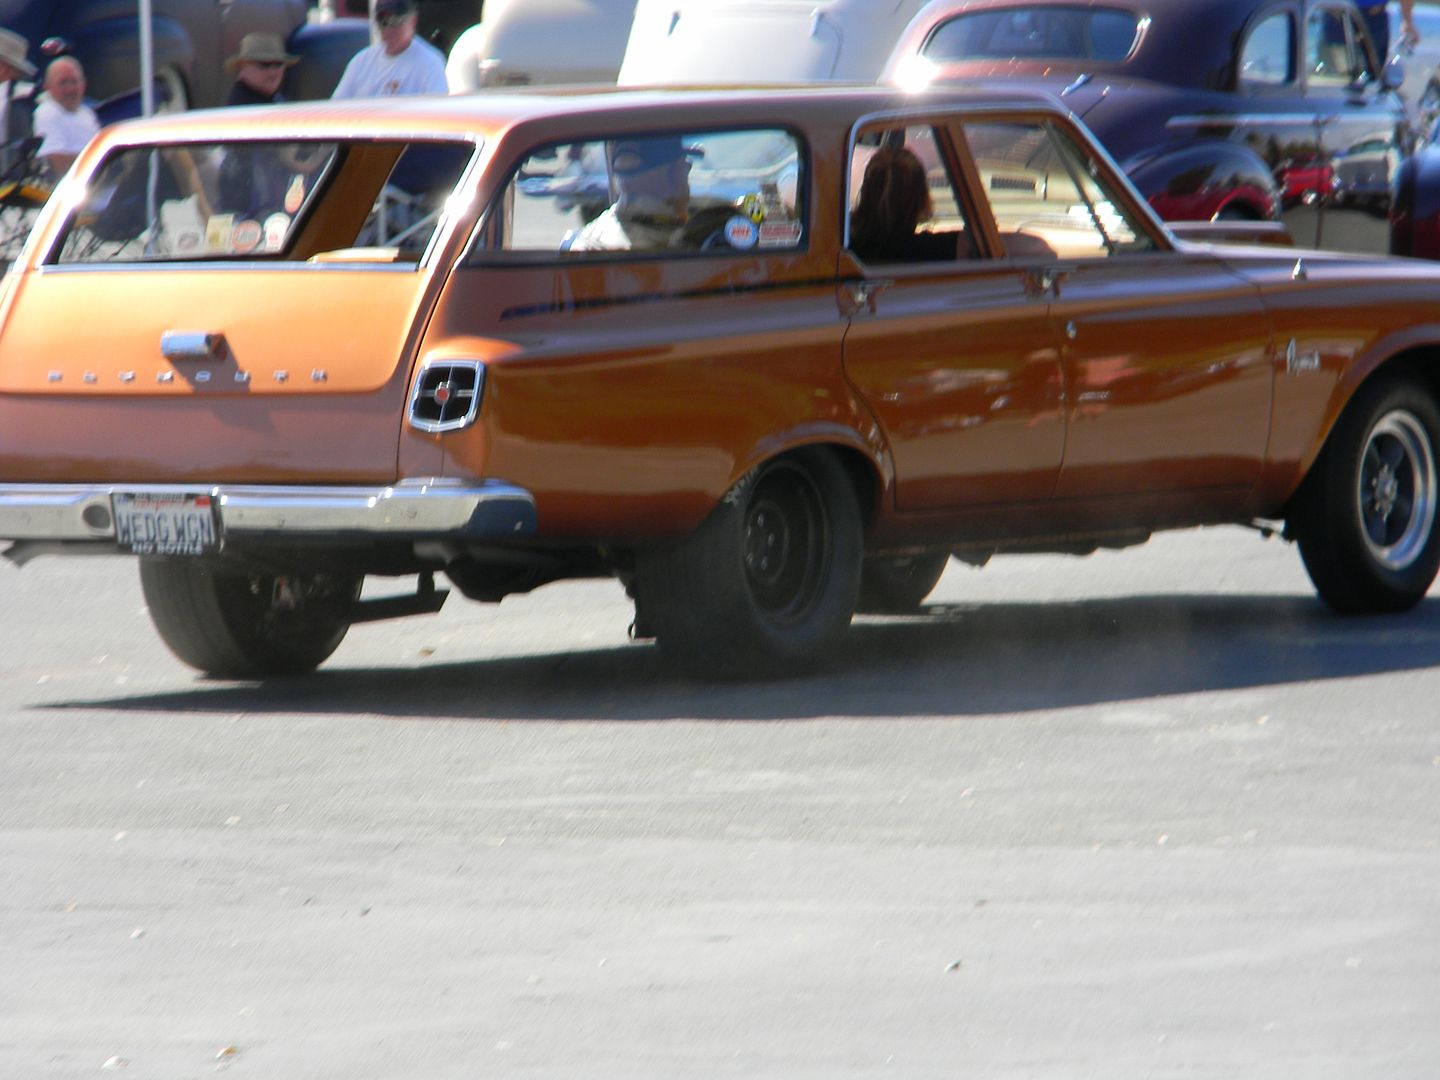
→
(0, 0, 370, 112)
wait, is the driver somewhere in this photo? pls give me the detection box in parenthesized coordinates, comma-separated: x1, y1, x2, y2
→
(568, 136, 696, 252)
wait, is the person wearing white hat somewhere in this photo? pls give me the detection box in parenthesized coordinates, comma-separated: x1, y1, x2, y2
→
(0, 27, 37, 171)
(331, 0, 446, 99)
(33, 56, 99, 177)
(225, 32, 299, 106)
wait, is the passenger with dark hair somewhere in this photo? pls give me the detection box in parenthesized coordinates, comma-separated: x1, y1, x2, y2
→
(849, 145, 957, 263)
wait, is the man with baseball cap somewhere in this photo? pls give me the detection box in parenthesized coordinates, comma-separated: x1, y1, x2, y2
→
(569, 135, 700, 251)
(331, 0, 447, 99)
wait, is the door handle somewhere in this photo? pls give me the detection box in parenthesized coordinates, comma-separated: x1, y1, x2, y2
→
(1024, 267, 1067, 298)
(842, 279, 892, 315)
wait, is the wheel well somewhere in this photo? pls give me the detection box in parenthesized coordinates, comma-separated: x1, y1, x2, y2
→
(1290, 347, 1440, 517)
(1213, 200, 1261, 222)
(814, 443, 881, 526)
(1369, 347, 1440, 404)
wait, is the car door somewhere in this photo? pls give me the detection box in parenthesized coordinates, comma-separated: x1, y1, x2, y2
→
(1303, 1, 1406, 253)
(837, 120, 1066, 512)
(956, 116, 1275, 509)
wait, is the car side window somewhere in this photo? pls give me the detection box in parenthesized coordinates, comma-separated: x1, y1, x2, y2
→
(485, 128, 805, 260)
(1240, 12, 1295, 87)
(959, 120, 1155, 260)
(1307, 7, 1371, 84)
(845, 123, 974, 265)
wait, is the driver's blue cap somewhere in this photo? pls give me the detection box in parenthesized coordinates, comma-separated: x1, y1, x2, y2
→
(609, 137, 702, 176)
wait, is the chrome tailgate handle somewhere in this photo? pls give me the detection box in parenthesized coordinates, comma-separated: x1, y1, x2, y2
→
(161, 331, 225, 361)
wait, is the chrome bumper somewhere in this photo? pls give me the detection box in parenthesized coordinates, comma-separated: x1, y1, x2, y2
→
(0, 478, 536, 546)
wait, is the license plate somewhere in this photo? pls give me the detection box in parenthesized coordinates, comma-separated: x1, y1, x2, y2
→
(113, 493, 217, 556)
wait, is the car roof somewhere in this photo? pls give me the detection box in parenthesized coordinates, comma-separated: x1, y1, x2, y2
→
(894, 0, 1269, 89)
(98, 83, 1074, 147)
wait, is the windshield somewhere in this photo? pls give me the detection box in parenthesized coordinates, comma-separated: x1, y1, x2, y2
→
(921, 5, 1143, 63)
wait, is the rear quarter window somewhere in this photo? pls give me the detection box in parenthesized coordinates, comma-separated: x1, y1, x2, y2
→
(52, 140, 475, 266)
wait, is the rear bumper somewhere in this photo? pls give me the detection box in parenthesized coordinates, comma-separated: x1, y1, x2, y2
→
(0, 478, 536, 549)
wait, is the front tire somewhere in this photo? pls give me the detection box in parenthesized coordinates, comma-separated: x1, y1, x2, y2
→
(1290, 376, 1440, 613)
(140, 559, 360, 677)
(636, 449, 862, 679)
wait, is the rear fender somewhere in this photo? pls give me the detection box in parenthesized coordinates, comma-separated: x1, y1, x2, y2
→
(1390, 143, 1440, 258)
(1124, 141, 1279, 222)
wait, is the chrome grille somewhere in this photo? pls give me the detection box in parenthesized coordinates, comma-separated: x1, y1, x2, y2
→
(409, 361, 484, 433)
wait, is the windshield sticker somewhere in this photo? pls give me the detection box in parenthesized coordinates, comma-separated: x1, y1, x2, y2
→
(758, 221, 802, 247)
(742, 193, 768, 225)
(263, 213, 291, 251)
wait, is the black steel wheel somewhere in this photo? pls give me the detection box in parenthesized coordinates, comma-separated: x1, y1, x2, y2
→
(140, 559, 361, 677)
(1290, 376, 1440, 613)
(636, 448, 862, 679)
(856, 553, 950, 613)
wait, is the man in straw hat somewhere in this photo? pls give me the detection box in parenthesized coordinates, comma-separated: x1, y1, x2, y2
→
(224, 32, 299, 106)
(0, 27, 37, 170)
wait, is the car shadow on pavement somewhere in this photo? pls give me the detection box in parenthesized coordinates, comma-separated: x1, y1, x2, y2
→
(39, 592, 1440, 721)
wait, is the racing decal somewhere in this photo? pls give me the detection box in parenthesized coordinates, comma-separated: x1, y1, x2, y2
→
(263, 213, 291, 251)
(231, 220, 263, 254)
(724, 215, 759, 249)
(757, 221, 802, 247)
(284, 175, 306, 215)
(205, 214, 235, 253)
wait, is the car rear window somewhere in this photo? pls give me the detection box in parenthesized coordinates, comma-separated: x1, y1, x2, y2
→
(922, 6, 1142, 63)
(51, 140, 475, 266)
(481, 127, 805, 260)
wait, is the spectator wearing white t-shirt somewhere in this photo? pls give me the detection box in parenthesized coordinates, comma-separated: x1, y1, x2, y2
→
(33, 56, 99, 178)
(331, 0, 447, 100)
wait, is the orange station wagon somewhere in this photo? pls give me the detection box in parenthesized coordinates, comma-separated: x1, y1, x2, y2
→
(3, 85, 1440, 679)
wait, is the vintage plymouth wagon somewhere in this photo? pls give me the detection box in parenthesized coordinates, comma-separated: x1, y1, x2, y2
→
(2, 86, 1440, 679)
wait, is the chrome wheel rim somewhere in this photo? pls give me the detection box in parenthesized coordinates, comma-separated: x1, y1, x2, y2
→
(1358, 409, 1437, 570)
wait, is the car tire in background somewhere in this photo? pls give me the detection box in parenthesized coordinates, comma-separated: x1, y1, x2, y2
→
(636, 449, 863, 679)
(856, 553, 950, 613)
(139, 559, 362, 677)
(1290, 374, 1440, 613)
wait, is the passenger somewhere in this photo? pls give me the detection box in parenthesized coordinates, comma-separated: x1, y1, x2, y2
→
(33, 56, 100, 178)
(1363, 1, 1418, 62)
(0, 27, 36, 170)
(569, 136, 697, 252)
(849, 145, 957, 263)
(331, 0, 447, 99)
(224, 33, 299, 106)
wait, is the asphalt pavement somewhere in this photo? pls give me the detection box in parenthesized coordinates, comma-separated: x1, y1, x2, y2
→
(2, 526, 1438, 1079)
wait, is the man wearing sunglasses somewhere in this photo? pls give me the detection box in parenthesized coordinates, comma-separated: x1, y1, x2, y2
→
(332, 0, 447, 99)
